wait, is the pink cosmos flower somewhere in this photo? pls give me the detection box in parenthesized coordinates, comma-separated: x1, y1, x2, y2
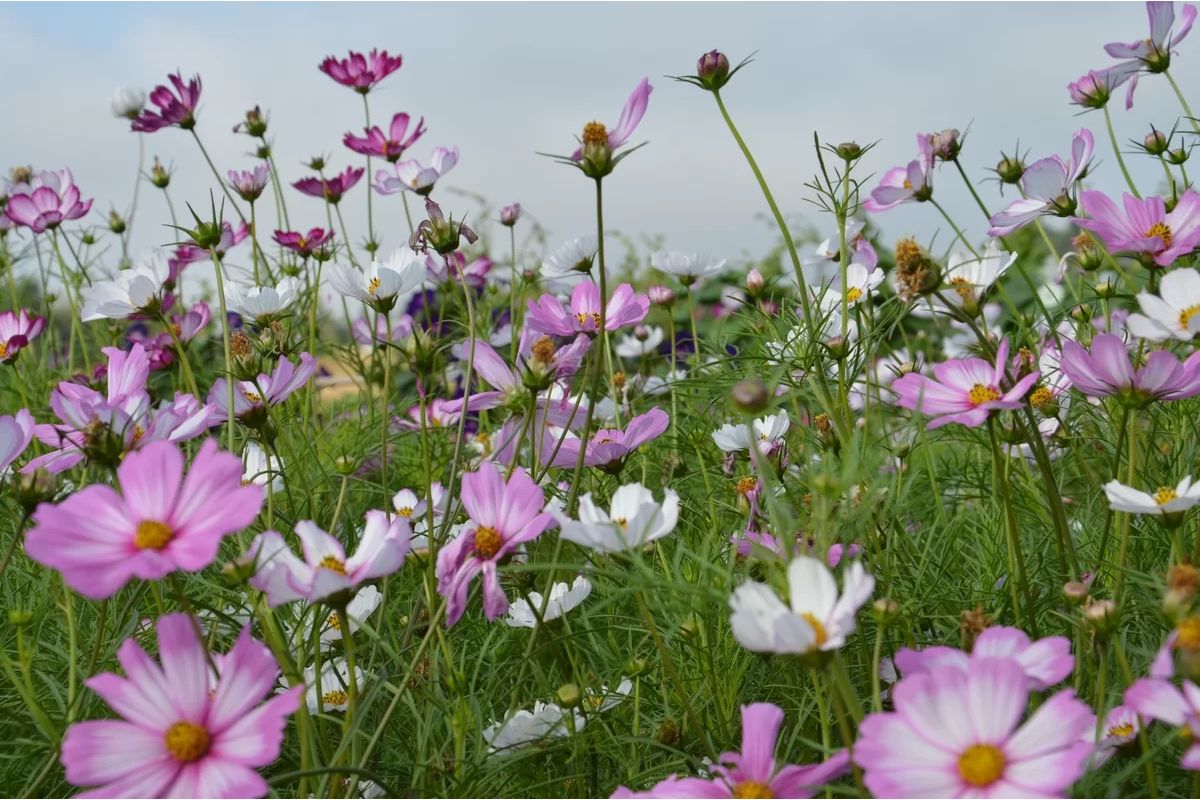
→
(172, 300, 211, 343)
(373, 146, 459, 195)
(526, 280, 650, 337)
(500, 203, 522, 226)
(319, 49, 403, 93)
(570, 77, 653, 161)
(293, 167, 364, 204)
(167, 244, 209, 284)
(988, 129, 1093, 236)
(26, 440, 262, 599)
(227, 164, 270, 202)
(1059, 332, 1200, 402)
(436, 462, 555, 626)
(544, 408, 669, 469)
(427, 252, 493, 289)
(272, 227, 335, 259)
(855, 658, 1095, 797)
(448, 334, 592, 415)
(863, 135, 934, 212)
(1104, 2, 1198, 106)
(1067, 64, 1140, 110)
(62, 612, 301, 798)
(1074, 189, 1200, 267)
(0, 308, 45, 363)
(1124, 675, 1200, 770)
(894, 626, 1075, 691)
(892, 339, 1040, 429)
(247, 511, 411, 606)
(0, 409, 34, 474)
(4, 168, 93, 233)
(131, 72, 202, 132)
(1085, 704, 1141, 769)
(208, 353, 318, 426)
(344, 112, 426, 162)
(613, 703, 850, 798)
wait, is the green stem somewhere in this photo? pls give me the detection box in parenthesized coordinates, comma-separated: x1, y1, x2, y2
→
(210, 248, 237, 453)
(190, 129, 247, 222)
(1165, 69, 1200, 134)
(1102, 105, 1141, 198)
(929, 198, 979, 258)
(988, 419, 1037, 635)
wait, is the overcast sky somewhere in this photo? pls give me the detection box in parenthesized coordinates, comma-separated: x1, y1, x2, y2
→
(1, 2, 1194, 276)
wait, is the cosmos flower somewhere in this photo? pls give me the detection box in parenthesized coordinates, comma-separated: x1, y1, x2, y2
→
(301, 658, 364, 714)
(319, 49, 403, 93)
(1126, 267, 1200, 341)
(0, 409, 34, 475)
(344, 113, 426, 161)
(1124, 670, 1200, 770)
(863, 134, 934, 212)
(541, 235, 598, 279)
(506, 576, 593, 628)
(62, 612, 301, 799)
(272, 228, 335, 259)
(171, 301, 211, 343)
(1058, 333, 1200, 402)
(293, 167, 364, 204)
(227, 278, 303, 323)
(1067, 64, 1140, 110)
(500, 203, 522, 226)
(208, 353, 318, 426)
(526, 280, 650, 337)
(26, 440, 262, 599)
(247, 511, 411, 606)
(1104, 2, 1198, 106)
(554, 483, 680, 553)
(798, 220, 879, 287)
(570, 77, 653, 166)
(81, 253, 171, 321)
(729, 556, 874, 656)
(242, 442, 283, 493)
(1084, 705, 1141, 769)
(894, 626, 1075, 691)
(436, 462, 555, 626)
(482, 701, 583, 755)
(227, 164, 271, 203)
(855, 658, 1095, 797)
(938, 240, 1018, 312)
(711, 410, 789, 455)
(373, 146, 459, 195)
(329, 248, 426, 312)
(317, 584, 382, 644)
(650, 250, 727, 285)
(1104, 476, 1200, 516)
(1074, 189, 1200, 267)
(110, 86, 146, 120)
(989, 129, 1094, 236)
(543, 407, 669, 469)
(892, 339, 1040, 429)
(613, 703, 850, 798)
(615, 326, 665, 358)
(0, 309, 46, 363)
(4, 167, 93, 233)
(131, 72, 202, 132)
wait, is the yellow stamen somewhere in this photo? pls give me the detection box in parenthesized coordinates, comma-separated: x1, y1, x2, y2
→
(735, 476, 757, 495)
(474, 525, 503, 559)
(1029, 386, 1053, 408)
(1144, 222, 1173, 248)
(732, 782, 773, 799)
(582, 121, 608, 146)
(321, 689, 349, 706)
(957, 743, 1006, 787)
(1178, 305, 1200, 331)
(327, 612, 342, 631)
(968, 384, 1001, 406)
(800, 612, 828, 648)
(1154, 486, 1178, 506)
(242, 390, 263, 404)
(318, 554, 347, 574)
(134, 520, 173, 551)
(950, 276, 974, 299)
(164, 721, 210, 762)
(367, 276, 381, 295)
(1108, 722, 1135, 738)
(396, 506, 414, 518)
(845, 286, 863, 303)
(1176, 616, 1200, 650)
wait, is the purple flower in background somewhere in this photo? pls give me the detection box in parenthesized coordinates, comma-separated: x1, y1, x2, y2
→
(0, 309, 46, 363)
(526, 280, 649, 337)
(500, 203, 522, 226)
(0, 409, 35, 474)
(227, 164, 271, 202)
(1066, 64, 1140, 110)
(373, 146, 459, 196)
(131, 72, 202, 132)
(4, 168, 93, 233)
(273, 227, 335, 259)
(989, 129, 1093, 236)
(344, 113, 426, 162)
(1104, 2, 1197, 106)
(1074, 189, 1200, 267)
(863, 134, 934, 212)
(545, 408, 669, 470)
(1059, 332, 1200, 402)
(293, 166, 363, 204)
(319, 49, 403, 93)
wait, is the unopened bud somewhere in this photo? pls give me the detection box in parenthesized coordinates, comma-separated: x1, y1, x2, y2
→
(8, 609, 34, 627)
(108, 210, 126, 234)
(1143, 129, 1170, 155)
(1063, 581, 1090, 606)
(836, 141, 863, 161)
(1084, 598, 1118, 633)
(872, 597, 900, 625)
(648, 285, 675, 307)
(731, 379, 768, 414)
(995, 154, 1025, 185)
(746, 268, 764, 297)
(928, 129, 961, 161)
(555, 683, 581, 708)
(1166, 147, 1190, 166)
(696, 50, 731, 90)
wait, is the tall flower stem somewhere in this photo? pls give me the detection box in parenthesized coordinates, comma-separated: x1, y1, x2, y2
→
(988, 419, 1037, 636)
(210, 248, 237, 452)
(123, 133, 145, 265)
(361, 94, 377, 251)
(929, 199, 979, 258)
(249, 201, 261, 284)
(1113, 410, 1139, 604)
(379, 314, 393, 501)
(953, 157, 994, 221)
(1165, 69, 1200, 134)
(157, 312, 200, 398)
(1102, 105, 1141, 198)
(333, 203, 361, 269)
(336, 604, 360, 740)
(47, 231, 87, 371)
(509, 226, 519, 361)
(189, 130, 247, 222)
(1020, 409, 1079, 581)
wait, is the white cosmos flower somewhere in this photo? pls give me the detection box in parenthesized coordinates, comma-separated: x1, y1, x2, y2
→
(799, 220, 867, 286)
(227, 277, 303, 322)
(582, 678, 633, 714)
(506, 576, 592, 628)
(242, 442, 284, 492)
(838, 262, 884, 304)
(1126, 268, 1200, 342)
(555, 483, 680, 553)
(615, 326, 664, 358)
(329, 248, 425, 309)
(483, 701, 583, 754)
(301, 658, 365, 713)
(729, 556, 875, 655)
(392, 483, 447, 551)
(941, 240, 1017, 309)
(711, 410, 790, 454)
(1104, 476, 1200, 516)
(650, 250, 727, 283)
(542, 235, 598, 279)
(110, 86, 146, 119)
(319, 585, 383, 643)
(81, 252, 170, 321)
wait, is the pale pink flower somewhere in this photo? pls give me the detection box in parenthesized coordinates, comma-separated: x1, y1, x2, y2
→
(525, 280, 649, 337)
(894, 626, 1075, 691)
(0, 409, 34, 474)
(0, 309, 46, 363)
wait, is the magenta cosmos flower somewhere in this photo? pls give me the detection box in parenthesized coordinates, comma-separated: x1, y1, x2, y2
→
(1074, 189, 1200, 267)
(1059, 332, 1200, 403)
(227, 164, 270, 202)
(526, 280, 650, 337)
(863, 134, 934, 212)
(0, 308, 45, 363)
(855, 658, 1095, 797)
(319, 49, 402, 93)
(989, 129, 1093, 236)
(1104, 2, 1197, 105)
(62, 612, 301, 798)
(345, 112, 426, 162)
(131, 72, 202, 132)
(208, 353, 317, 427)
(571, 77, 653, 163)
(0, 408, 34, 474)
(892, 339, 1040, 429)
(894, 626, 1075, 691)
(545, 407, 669, 470)
(293, 166, 364, 204)
(4, 167, 93, 233)
(26, 439, 262, 599)
(449, 333, 592, 414)
(247, 511, 411, 606)
(436, 462, 555, 626)
(272, 227, 335, 259)
(614, 703, 849, 798)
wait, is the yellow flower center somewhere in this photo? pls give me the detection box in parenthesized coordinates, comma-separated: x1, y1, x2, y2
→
(736, 476, 758, 495)
(0, 342, 8, 359)
(582, 695, 604, 713)
(1178, 305, 1200, 331)
(327, 612, 342, 631)
(321, 689, 349, 706)
(396, 506, 414, 518)
(1154, 486, 1178, 506)
(134, 519, 174, 550)
(1144, 222, 1173, 247)
(242, 390, 263, 404)
(582, 121, 608, 146)
(957, 743, 1006, 787)
(902, 179, 913, 190)
(164, 721, 211, 762)
(733, 781, 773, 798)
(474, 525, 503, 559)
(1176, 616, 1200, 650)
(368, 276, 381, 295)
(1029, 386, 1053, 408)
(950, 276, 974, 299)
(318, 555, 347, 574)
(800, 612, 828, 648)
(845, 286, 863, 303)
(531, 336, 556, 365)
(1108, 722, 1135, 738)
(968, 384, 1001, 406)
(575, 311, 602, 327)
(614, 517, 629, 531)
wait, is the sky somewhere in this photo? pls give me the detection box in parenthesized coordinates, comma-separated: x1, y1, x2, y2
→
(1, 2, 1194, 280)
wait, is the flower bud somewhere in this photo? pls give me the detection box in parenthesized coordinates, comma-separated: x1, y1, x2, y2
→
(1084, 598, 1118, 634)
(995, 154, 1025, 185)
(696, 50, 731, 90)
(579, 121, 613, 179)
(746, 268, 764, 297)
(14, 468, 56, 514)
(648, 285, 675, 307)
(8, 609, 34, 627)
(1063, 581, 1090, 606)
(1143, 128, 1170, 155)
(634, 325, 650, 342)
(306, 155, 327, 171)
(555, 683, 581, 708)
(872, 597, 900, 625)
(928, 129, 961, 161)
(107, 210, 126, 234)
(625, 657, 648, 676)
(1166, 147, 1190, 166)
(731, 379, 769, 414)
(235, 106, 269, 138)
(959, 605, 991, 649)
(835, 141, 863, 160)
(500, 202, 522, 227)
(655, 719, 681, 746)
